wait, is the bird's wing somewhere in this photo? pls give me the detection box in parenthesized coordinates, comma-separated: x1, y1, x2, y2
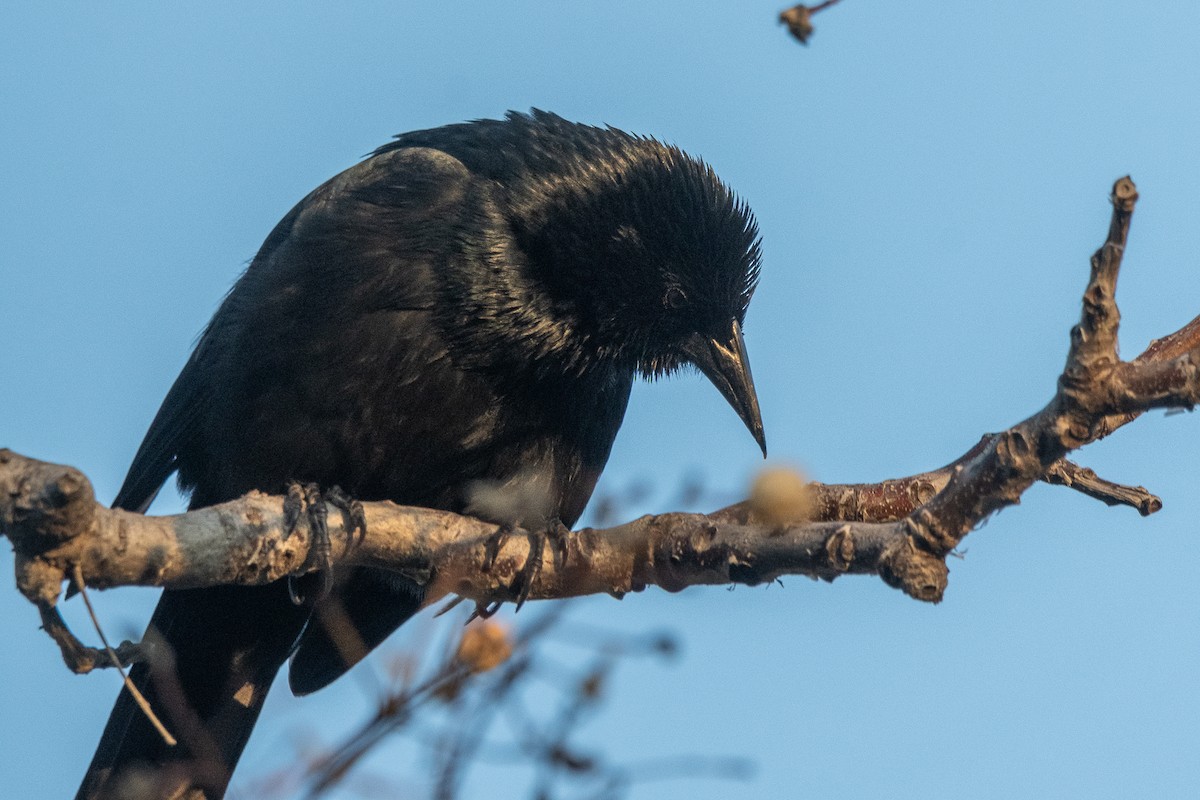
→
(109, 172, 324, 514)
(113, 145, 481, 513)
(111, 334, 213, 512)
(87, 144, 487, 797)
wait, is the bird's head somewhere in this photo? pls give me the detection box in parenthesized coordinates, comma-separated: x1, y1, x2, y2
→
(511, 138, 766, 454)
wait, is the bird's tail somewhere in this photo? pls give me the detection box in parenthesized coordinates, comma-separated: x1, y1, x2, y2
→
(76, 582, 310, 800)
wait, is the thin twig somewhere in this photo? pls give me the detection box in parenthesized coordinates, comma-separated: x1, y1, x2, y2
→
(1042, 460, 1162, 516)
(72, 563, 176, 746)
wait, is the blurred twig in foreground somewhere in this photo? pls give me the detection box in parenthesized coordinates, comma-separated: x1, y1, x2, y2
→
(246, 607, 751, 799)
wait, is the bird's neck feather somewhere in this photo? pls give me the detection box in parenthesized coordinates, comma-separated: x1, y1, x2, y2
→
(442, 139, 683, 384)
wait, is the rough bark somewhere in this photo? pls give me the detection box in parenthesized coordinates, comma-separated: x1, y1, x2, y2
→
(2, 177, 1198, 675)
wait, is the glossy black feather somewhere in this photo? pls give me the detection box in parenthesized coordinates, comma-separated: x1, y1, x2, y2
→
(79, 110, 762, 799)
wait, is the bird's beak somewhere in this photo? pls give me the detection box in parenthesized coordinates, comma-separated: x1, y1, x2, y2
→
(682, 319, 767, 456)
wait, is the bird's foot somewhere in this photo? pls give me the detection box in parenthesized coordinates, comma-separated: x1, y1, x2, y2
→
(324, 484, 368, 548)
(477, 519, 571, 617)
(546, 518, 571, 570)
(285, 483, 367, 605)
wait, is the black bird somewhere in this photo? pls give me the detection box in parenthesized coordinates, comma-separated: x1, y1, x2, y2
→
(78, 109, 765, 799)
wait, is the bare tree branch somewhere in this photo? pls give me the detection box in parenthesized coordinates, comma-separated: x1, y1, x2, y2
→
(1042, 460, 1161, 515)
(2, 177, 1198, 674)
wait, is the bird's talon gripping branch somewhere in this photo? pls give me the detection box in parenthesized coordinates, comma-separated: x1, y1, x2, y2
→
(282, 483, 305, 540)
(512, 519, 574, 610)
(548, 519, 571, 570)
(512, 528, 548, 612)
(286, 483, 339, 605)
(479, 521, 567, 611)
(476, 522, 540, 610)
(324, 486, 368, 549)
(481, 524, 511, 574)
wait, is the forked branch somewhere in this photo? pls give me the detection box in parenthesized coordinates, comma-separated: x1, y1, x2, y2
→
(2, 177, 1197, 673)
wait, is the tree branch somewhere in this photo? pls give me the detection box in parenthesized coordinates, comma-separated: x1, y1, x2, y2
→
(1041, 460, 1161, 516)
(2, 177, 1197, 674)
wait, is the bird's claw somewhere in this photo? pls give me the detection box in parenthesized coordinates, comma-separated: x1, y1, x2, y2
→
(547, 519, 571, 571)
(467, 599, 505, 623)
(481, 524, 511, 574)
(479, 519, 571, 613)
(324, 485, 368, 548)
(283, 483, 306, 538)
(512, 529, 545, 612)
(285, 483, 366, 605)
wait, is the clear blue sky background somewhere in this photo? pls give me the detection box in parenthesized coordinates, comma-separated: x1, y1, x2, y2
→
(3, 3, 1198, 798)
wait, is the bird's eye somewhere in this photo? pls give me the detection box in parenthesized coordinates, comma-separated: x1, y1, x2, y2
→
(663, 286, 688, 310)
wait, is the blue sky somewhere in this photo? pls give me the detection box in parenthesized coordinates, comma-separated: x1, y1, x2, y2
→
(2, 2, 1199, 798)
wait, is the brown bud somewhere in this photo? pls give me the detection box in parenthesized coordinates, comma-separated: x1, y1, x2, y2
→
(749, 465, 813, 527)
(455, 620, 513, 674)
